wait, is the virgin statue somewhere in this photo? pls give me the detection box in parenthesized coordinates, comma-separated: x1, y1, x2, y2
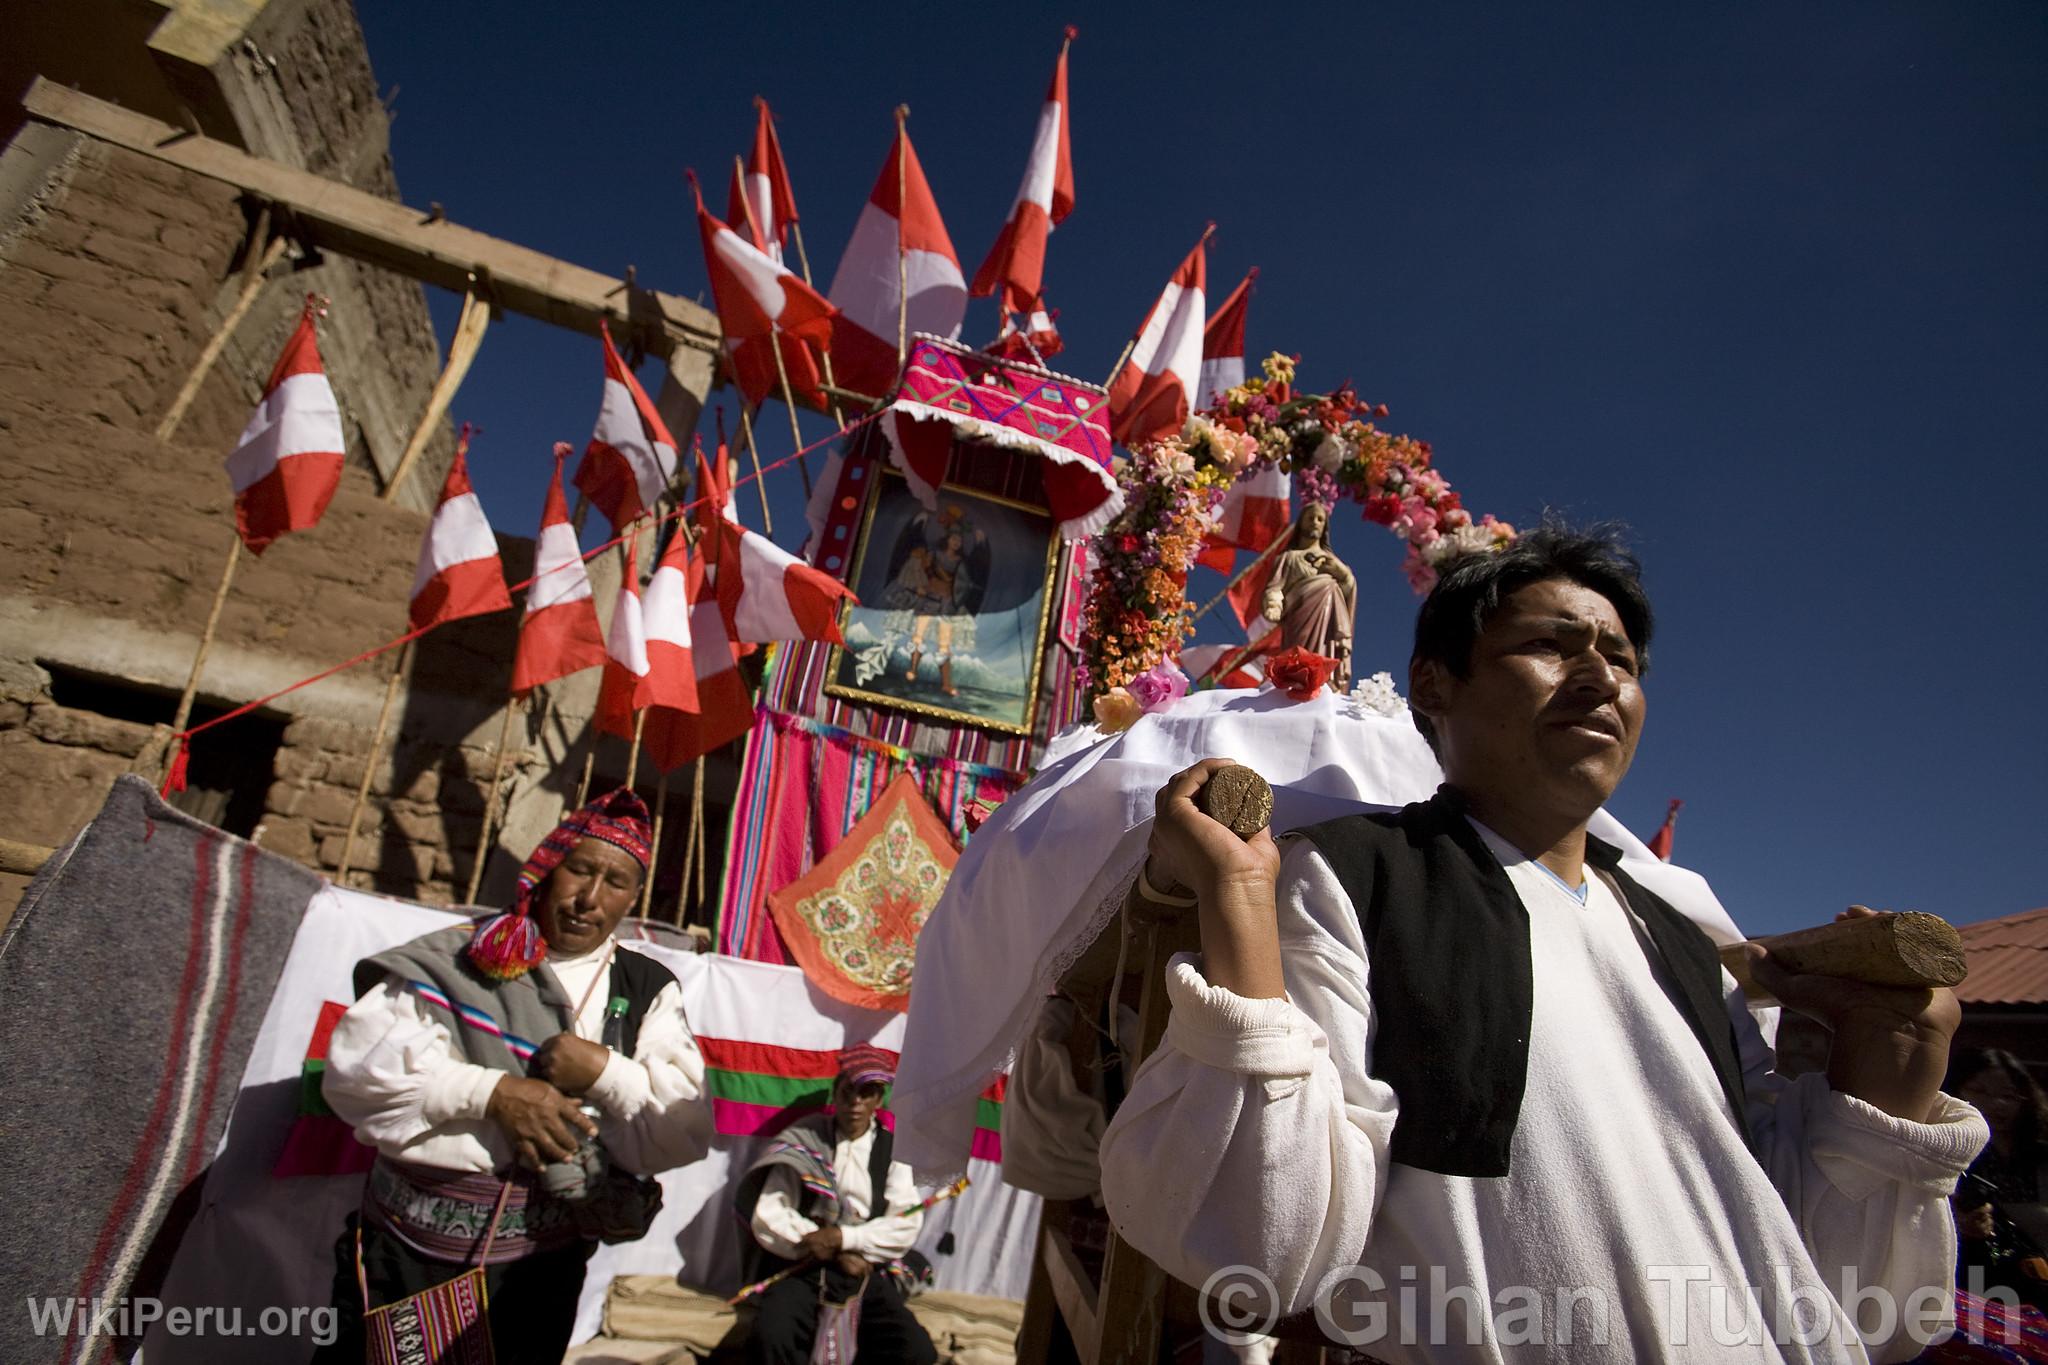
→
(1261, 500, 1356, 689)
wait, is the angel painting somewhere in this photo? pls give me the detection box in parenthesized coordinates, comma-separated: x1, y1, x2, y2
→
(881, 503, 990, 697)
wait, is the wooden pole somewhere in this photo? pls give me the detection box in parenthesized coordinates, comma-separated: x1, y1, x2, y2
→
(336, 640, 411, 885)
(623, 708, 646, 793)
(383, 279, 492, 501)
(170, 534, 244, 736)
(574, 750, 595, 808)
(734, 399, 775, 535)
(689, 755, 708, 914)
(155, 229, 286, 441)
(640, 767, 669, 917)
(464, 692, 523, 904)
(1188, 516, 1299, 626)
(786, 220, 852, 427)
(734, 155, 812, 499)
(1101, 335, 1137, 395)
(895, 105, 911, 374)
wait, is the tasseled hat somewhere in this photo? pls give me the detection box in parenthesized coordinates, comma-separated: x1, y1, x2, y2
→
(466, 787, 654, 980)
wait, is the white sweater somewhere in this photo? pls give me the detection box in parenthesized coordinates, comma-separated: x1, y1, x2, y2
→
(1097, 828, 1987, 1363)
(323, 937, 714, 1176)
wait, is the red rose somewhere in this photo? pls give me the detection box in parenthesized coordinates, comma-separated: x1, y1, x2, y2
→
(1267, 646, 1338, 702)
(1363, 493, 1403, 527)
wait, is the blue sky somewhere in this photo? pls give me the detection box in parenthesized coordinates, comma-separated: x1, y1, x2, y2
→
(354, 1, 2045, 936)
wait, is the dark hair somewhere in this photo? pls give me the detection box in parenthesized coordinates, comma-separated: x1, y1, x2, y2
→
(1948, 1047, 2048, 1153)
(1410, 519, 1654, 752)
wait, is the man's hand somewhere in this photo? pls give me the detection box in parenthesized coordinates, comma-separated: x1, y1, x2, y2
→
(1749, 906, 1961, 1123)
(485, 1075, 597, 1170)
(530, 1033, 611, 1095)
(1147, 759, 1285, 1000)
(798, 1226, 843, 1261)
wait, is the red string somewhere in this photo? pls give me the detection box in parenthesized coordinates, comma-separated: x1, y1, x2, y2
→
(172, 409, 877, 748)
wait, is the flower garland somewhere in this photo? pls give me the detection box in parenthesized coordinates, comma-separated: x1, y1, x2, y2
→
(1078, 352, 1516, 699)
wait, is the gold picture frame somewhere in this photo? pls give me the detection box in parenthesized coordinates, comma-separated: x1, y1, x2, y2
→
(822, 469, 1062, 736)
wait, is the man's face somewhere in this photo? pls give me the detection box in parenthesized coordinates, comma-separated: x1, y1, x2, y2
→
(534, 837, 643, 955)
(1300, 503, 1329, 543)
(833, 1077, 887, 1140)
(1412, 577, 1646, 816)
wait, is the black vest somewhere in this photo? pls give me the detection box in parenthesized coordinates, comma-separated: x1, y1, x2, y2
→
(736, 1117, 897, 1281)
(1295, 789, 1749, 1179)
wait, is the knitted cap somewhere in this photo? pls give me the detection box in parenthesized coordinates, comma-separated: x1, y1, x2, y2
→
(836, 1042, 897, 1089)
(466, 787, 653, 981)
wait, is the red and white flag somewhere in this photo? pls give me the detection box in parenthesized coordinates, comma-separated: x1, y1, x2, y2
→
(224, 296, 346, 555)
(971, 28, 1076, 320)
(726, 97, 798, 264)
(574, 323, 678, 536)
(1199, 462, 1293, 574)
(592, 540, 650, 744)
(1200, 267, 1256, 407)
(407, 425, 511, 632)
(697, 436, 856, 647)
(511, 442, 607, 695)
(990, 295, 1063, 362)
(1182, 636, 1273, 690)
(640, 560, 755, 772)
(691, 172, 836, 412)
(635, 526, 700, 716)
(1109, 233, 1208, 448)
(827, 118, 967, 401)
(1646, 799, 1683, 861)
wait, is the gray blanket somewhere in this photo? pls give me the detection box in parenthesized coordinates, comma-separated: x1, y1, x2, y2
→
(0, 775, 323, 1364)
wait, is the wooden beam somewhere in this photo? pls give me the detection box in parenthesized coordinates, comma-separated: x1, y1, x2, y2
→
(1041, 1225, 1101, 1365)
(20, 78, 720, 360)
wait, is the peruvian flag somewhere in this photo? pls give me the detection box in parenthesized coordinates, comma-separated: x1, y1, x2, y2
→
(224, 297, 346, 555)
(592, 539, 650, 744)
(1200, 267, 1256, 407)
(1109, 233, 1208, 448)
(691, 172, 836, 411)
(407, 425, 511, 631)
(827, 119, 968, 401)
(970, 29, 1076, 320)
(1646, 799, 1683, 861)
(574, 322, 678, 535)
(639, 562, 756, 772)
(990, 295, 1063, 362)
(726, 97, 798, 264)
(1198, 462, 1291, 575)
(1182, 636, 1273, 690)
(510, 442, 607, 695)
(634, 526, 700, 715)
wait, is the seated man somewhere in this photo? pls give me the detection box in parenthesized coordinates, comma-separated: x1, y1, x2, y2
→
(1100, 524, 1988, 1362)
(736, 1046, 938, 1365)
(314, 789, 713, 1364)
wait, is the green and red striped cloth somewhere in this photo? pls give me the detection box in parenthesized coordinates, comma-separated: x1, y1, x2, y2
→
(699, 1036, 1006, 1161)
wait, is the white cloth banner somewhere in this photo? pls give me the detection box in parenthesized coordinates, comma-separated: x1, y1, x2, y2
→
(144, 887, 1038, 1362)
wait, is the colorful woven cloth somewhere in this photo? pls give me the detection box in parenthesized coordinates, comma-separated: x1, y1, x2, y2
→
(1913, 1291, 2048, 1362)
(882, 337, 1120, 541)
(515, 787, 654, 910)
(766, 774, 959, 1012)
(837, 1043, 897, 1088)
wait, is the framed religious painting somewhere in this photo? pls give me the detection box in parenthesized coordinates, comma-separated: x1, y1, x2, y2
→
(824, 469, 1061, 735)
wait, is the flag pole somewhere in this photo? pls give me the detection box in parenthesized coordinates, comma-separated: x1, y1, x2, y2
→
(686, 755, 708, 919)
(574, 750, 595, 808)
(895, 105, 911, 375)
(624, 708, 646, 792)
(170, 534, 244, 737)
(735, 155, 813, 499)
(465, 691, 524, 904)
(156, 231, 287, 441)
(641, 766, 668, 916)
(1189, 517, 1299, 626)
(733, 397, 775, 535)
(337, 639, 412, 886)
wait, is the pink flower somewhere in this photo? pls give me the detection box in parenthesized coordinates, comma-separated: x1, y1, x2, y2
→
(1403, 499, 1439, 538)
(1093, 687, 1143, 733)
(1441, 506, 1472, 531)
(1127, 663, 1190, 713)
(1402, 547, 1439, 595)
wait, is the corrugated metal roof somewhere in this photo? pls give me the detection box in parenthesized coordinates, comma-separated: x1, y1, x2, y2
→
(1955, 907, 2048, 1006)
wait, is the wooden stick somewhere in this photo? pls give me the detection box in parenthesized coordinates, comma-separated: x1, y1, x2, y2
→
(1101, 335, 1137, 395)
(1188, 517, 1299, 626)
(574, 750, 595, 808)
(787, 222, 851, 430)
(734, 400, 774, 535)
(623, 707, 646, 792)
(465, 692, 523, 904)
(170, 534, 244, 736)
(641, 767, 669, 917)
(155, 231, 286, 441)
(336, 640, 411, 885)
(690, 755, 708, 911)
(383, 280, 491, 501)
(895, 105, 911, 375)
(1721, 911, 1968, 1000)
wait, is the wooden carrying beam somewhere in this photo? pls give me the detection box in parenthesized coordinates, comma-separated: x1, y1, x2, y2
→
(20, 79, 720, 359)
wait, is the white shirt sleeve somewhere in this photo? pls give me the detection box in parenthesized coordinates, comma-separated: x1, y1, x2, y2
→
(321, 976, 506, 1172)
(839, 1159, 925, 1261)
(749, 1166, 818, 1261)
(1098, 839, 1398, 1316)
(585, 981, 714, 1175)
(1734, 980, 1988, 1362)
